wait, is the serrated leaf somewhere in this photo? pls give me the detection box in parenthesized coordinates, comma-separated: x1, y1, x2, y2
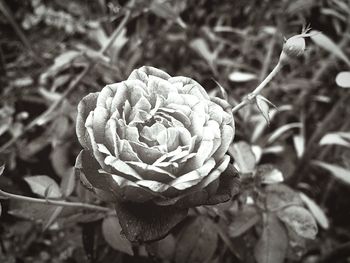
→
(310, 31, 350, 67)
(277, 205, 317, 239)
(24, 175, 62, 198)
(293, 135, 305, 158)
(299, 192, 329, 229)
(256, 164, 284, 185)
(229, 205, 261, 237)
(102, 216, 134, 255)
(228, 71, 257, 82)
(313, 161, 350, 185)
(229, 141, 256, 174)
(254, 213, 288, 263)
(175, 216, 218, 263)
(319, 132, 350, 147)
(336, 71, 350, 88)
(256, 95, 271, 124)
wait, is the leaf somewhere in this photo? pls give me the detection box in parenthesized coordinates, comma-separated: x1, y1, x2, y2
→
(43, 206, 63, 231)
(310, 31, 350, 67)
(102, 216, 134, 255)
(313, 161, 350, 185)
(254, 213, 288, 263)
(229, 141, 256, 174)
(150, 0, 187, 28)
(60, 168, 76, 197)
(299, 192, 329, 229)
(115, 201, 188, 242)
(175, 216, 218, 263)
(24, 175, 62, 198)
(82, 221, 98, 262)
(336, 71, 350, 88)
(293, 135, 305, 158)
(256, 95, 271, 124)
(190, 38, 216, 69)
(0, 164, 4, 176)
(265, 184, 303, 211)
(229, 205, 261, 237)
(319, 132, 350, 147)
(267, 123, 301, 144)
(228, 71, 257, 82)
(277, 205, 318, 239)
(146, 234, 176, 260)
(256, 164, 284, 185)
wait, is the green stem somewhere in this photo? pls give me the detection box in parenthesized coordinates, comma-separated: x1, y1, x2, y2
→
(0, 189, 111, 212)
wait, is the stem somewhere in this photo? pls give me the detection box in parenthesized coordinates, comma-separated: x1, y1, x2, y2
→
(0, 189, 111, 212)
(232, 62, 283, 114)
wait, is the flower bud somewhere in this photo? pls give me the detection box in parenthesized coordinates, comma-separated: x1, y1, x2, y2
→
(279, 35, 306, 64)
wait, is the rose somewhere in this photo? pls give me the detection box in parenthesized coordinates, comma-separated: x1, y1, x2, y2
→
(75, 66, 239, 241)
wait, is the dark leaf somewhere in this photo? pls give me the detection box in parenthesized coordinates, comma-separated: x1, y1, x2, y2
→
(146, 234, 176, 260)
(115, 201, 188, 242)
(254, 213, 288, 263)
(81, 221, 98, 262)
(174, 216, 218, 263)
(102, 216, 134, 255)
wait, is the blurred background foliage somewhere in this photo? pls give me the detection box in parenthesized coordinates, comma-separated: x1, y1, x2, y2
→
(0, 0, 350, 262)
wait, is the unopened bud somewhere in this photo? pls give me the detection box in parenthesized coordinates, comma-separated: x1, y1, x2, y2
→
(279, 35, 306, 64)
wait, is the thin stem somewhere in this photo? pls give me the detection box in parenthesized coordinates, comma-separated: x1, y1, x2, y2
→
(232, 62, 283, 114)
(0, 189, 111, 212)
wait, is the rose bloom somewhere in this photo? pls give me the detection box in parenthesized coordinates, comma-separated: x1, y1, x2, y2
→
(75, 66, 238, 241)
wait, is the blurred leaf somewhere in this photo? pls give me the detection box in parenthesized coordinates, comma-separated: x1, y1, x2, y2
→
(256, 95, 271, 124)
(319, 132, 350, 147)
(82, 221, 97, 262)
(254, 213, 288, 263)
(175, 216, 218, 263)
(277, 206, 317, 239)
(335, 71, 350, 88)
(0, 164, 4, 176)
(313, 161, 350, 185)
(51, 142, 72, 177)
(229, 205, 261, 237)
(150, 0, 187, 28)
(267, 123, 301, 144)
(102, 216, 134, 255)
(190, 38, 216, 70)
(146, 234, 175, 260)
(228, 71, 257, 82)
(43, 206, 63, 231)
(60, 168, 75, 197)
(299, 192, 329, 229)
(229, 141, 256, 174)
(24, 175, 62, 198)
(293, 135, 305, 158)
(265, 184, 303, 211)
(256, 164, 284, 185)
(310, 30, 350, 67)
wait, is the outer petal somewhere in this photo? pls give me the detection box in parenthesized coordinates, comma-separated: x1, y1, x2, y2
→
(76, 92, 99, 150)
(128, 66, 171, 84)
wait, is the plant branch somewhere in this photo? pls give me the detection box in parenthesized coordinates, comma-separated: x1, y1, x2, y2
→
(232, 61, 283, 114)
(0, 188, 111, 212)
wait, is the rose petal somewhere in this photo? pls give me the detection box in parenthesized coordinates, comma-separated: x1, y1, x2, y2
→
(213, 125, 234, 161)
(168, 76, 210, 100)
(126, 161, 176, 182)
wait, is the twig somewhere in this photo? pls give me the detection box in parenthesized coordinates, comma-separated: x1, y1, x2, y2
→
(0, 9, 132, 154)
(0, 188, 111, 212)
(232, 62, 283, 114)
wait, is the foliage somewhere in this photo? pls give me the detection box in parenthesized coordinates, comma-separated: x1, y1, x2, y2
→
(0, 0, 350, 262)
